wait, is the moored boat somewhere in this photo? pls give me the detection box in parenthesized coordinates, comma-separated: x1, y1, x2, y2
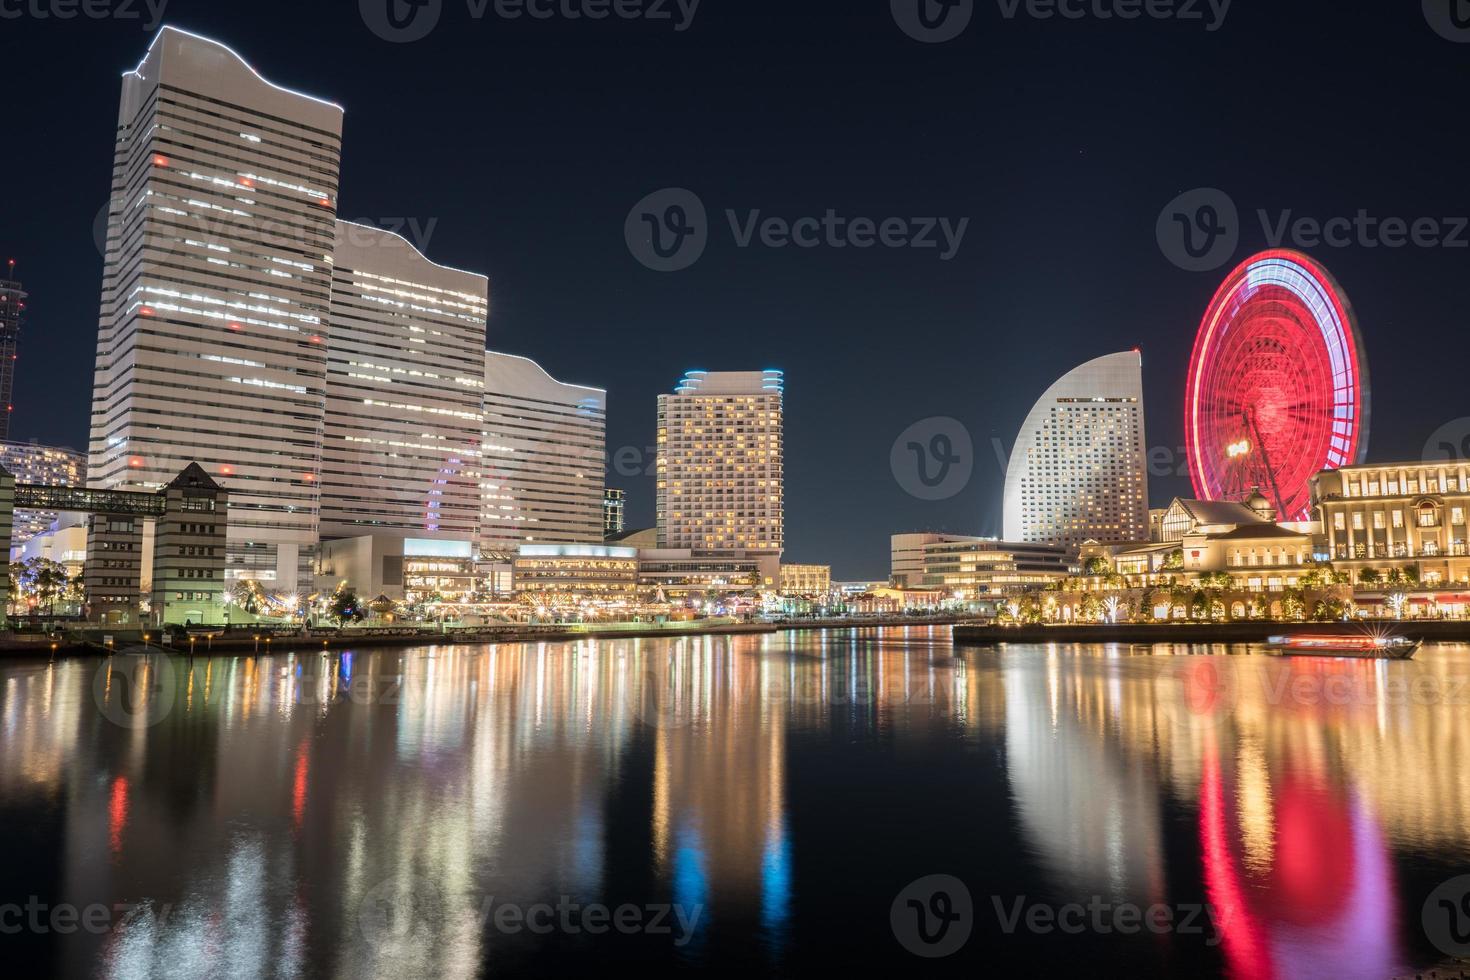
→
(1265, 634, 1421, 660)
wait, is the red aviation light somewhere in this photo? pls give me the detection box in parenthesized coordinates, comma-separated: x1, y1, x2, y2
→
(239, 177, 254, 188)
(140, 307, 155, 317)
(228, 322, 243, 331)
(127, 457, 145, 468)
(221, 465, 234, 475)
(153, 154, 169, 167)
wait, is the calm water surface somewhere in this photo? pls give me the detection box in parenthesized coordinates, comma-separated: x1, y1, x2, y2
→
(3, 628, 1469, 978)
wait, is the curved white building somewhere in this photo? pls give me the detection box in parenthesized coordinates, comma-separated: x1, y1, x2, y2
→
(1002, 351, 1148, 547)
(320, 221, 488, 542)
(480, 352, 606, 557)
(88, 27, 344, 592)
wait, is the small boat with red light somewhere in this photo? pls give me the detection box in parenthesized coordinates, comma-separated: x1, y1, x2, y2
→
(1265, 634, 1420, 660)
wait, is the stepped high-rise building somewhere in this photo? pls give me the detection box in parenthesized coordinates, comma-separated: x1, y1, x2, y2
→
(87, 27, 343, 591)
(1002, 351, 1149, 547)
(319, 221, 488, 542)
(480, 352, 606, 558)
(656, 370, 784, 559)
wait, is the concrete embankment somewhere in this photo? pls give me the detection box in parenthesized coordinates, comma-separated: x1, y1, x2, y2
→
(1, 621, 780, 658)
(953, 620, 1470, 646)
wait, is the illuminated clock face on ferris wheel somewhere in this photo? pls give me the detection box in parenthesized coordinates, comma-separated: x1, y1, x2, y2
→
(1185, 249, 1370, 522)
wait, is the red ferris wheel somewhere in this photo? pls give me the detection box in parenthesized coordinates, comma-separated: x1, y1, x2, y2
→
(1185, 249, 1370, 522)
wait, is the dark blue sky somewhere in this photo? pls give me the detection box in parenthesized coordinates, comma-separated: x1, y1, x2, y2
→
(2, 0, 1466, 578)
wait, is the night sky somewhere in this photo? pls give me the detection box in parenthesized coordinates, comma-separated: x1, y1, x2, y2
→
(2, 0, 1466, 578)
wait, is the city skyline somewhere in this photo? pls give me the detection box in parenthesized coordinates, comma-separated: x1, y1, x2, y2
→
(4, 6, 1468, 579)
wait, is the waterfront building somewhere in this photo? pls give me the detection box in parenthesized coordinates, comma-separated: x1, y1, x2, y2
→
(150, 463, 228, 626)
(891, 532, 987, 588)
(656, 370, 784, 562)
(1313, 461, 1470, 588)
(481, 352, 606, 557)
(0, 267, 24, 440)
(87, 27, 344, 594)
(891, 533, 1075, 599)
(603, 487, 626, 538)
(1156, 497, 1276, 543)
(779, 563, 831, 595)
(637, 549, 771, 597)
(0, 440, 86, 546)
(512, 544, 640, 599)
(319, 221, 487, 543)
(1002, 351, 1148, 547)
(317, 535, 477, 605)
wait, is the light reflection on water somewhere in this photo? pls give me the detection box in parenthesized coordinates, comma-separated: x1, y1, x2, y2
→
(2, 629, 1469, 978)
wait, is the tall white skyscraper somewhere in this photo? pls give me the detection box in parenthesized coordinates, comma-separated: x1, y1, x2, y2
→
(1002, 351, 1148, 547)
(319, 221, 488, 543)
(480, 352, 606, 557)
(656, 370, 784, 558)
(87, 27, 343, 591)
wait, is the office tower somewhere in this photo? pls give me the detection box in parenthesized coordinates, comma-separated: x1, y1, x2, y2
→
(1002, 351, 1148, 547)
(656, 370, 784, 558)
(0, 264, 24, 440)
(480, 352, 606, 557)
(87, 27, 343, 593)
(319, 221, 488, 542)
(150, 463, 229, 626)
(0, 440, 86, 545)
(603, 487, 626, 537)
